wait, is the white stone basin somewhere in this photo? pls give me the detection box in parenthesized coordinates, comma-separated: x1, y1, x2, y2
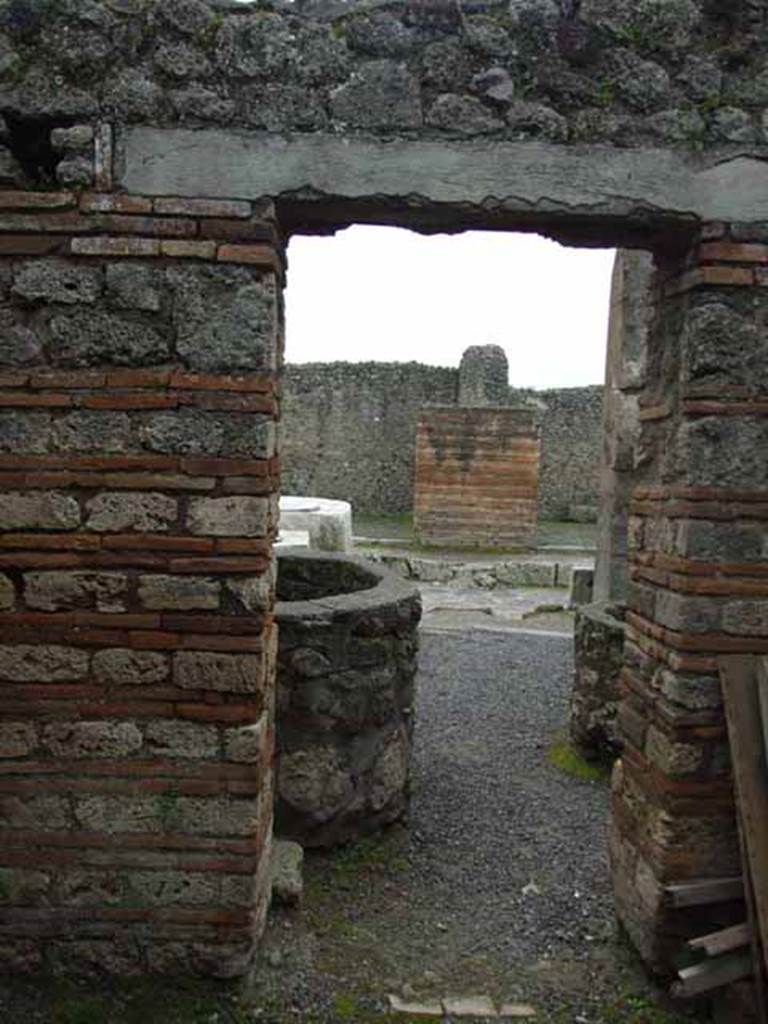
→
(278, 496, 353, 553)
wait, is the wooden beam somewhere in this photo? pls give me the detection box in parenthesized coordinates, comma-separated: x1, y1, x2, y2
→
(672, 952, 753, 998)
(719, 656, 768, 982)
(665, 877, 744, 908)
(689, 922, 750, 957)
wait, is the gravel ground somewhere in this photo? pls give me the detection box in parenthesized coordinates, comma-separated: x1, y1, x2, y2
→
(0, 628, 707, 1024)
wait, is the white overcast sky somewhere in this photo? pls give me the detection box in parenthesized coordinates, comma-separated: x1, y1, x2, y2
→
(284, 226, 615, 390)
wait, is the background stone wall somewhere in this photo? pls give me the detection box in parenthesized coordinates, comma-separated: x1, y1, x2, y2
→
(281, 360, 602, 521)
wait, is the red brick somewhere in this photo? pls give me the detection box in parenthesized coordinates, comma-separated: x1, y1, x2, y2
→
(160, 239, 217, 260)
(220, 477, 273, 496)
(0, 372, 29, 388)
(699, 241, 768, 263)
(0, 453, 178, 472)
(177, 392, 275, 414)
(127, 631, 181, 650)
(699, 265, 754, 287)
(160, 614, 265, 634)
(0, 235, 64, 256)
(168, 557, 269, 574)
(29, 370, 106, 389)
(79, 193, 153, 215)
(180, 456, 270, 477)
(178, 634, 264, 652)
(176, 704, 259, 724)
(82, 393, 179, 410)
(106, 369, 172, 388)
(216, 244, 280, 271)
(214, 539, 271, 556)
(169, 372, 273, 393)
(0, 392, 73, 408)
(198, 218, 280, 244)
(71, 236, 160, 257)
(96, 214, 198, 238)
(0, 191, 75, 210)
(154, 198, 252, 219)
(0, 533, 100, 551)
(100, 534, 214, 553)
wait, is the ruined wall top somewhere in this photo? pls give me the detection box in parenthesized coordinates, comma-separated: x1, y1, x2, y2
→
(458, 343, 508, 406)
(1, 0, 768, 180)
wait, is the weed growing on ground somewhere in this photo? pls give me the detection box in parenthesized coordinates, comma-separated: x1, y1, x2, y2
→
(548, 737, 611, 784)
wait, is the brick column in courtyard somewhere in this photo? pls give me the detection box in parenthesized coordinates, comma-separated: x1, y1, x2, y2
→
(0, 191, 283, 976)
(610, 230, 768, 969)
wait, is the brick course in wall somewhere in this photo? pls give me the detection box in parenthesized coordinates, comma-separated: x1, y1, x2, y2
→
(413, 406, 541, 548)
(0, 190, 283, 977)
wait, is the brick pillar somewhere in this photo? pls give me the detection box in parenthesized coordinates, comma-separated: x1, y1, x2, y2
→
(0, 190, 283, 977)
(611, 230, 768, 971)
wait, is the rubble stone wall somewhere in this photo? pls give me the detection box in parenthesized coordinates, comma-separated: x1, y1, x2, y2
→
(0, 188, 283, 977)
(282, 361, 601, 520)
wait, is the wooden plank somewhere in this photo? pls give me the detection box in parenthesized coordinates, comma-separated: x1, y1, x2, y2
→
(719, 655, 768, 982)
(665, 877, 744, 908)
(689, 922, 750, 957)
(672, 952, 753, 998)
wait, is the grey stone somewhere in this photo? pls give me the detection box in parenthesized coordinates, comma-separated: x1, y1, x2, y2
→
(370, 727, 408, 811)
(154, 41, 211, 81)
(103, 69, 166, 122)
(505, 101, 569, 141)
(0, 491, 80, 530)
(682, 302, 767, 389)
(224, 719, 264, 763)
(12, 259, 101, 306)
(0, 411, 51, 452)
(723, 601, 768, 638)
(681, 417, 768, 488)
(24, 572, 128, 613)
(464, 16, 513, 58)
(270, 839, 304, 906)
(471, 66, 516, 106)
(123, 127, 768, 224)
(345, 13, 416, 58)
(608, 49, 672, 114)
(330, 60, 422, 129)
(50, 125, 94, 151)
(56, 157, 94, 189)
(137, 574, 220, 610)
(278, 746, 354, 822)
(677, 55, 722, 104)
(92, 649, 169, 686)
(0, 147, 29, 187)
(240, 83, 328, 131)
(144, 720, 219, 759)
(188, 496, 268, 537)
(159, 0, 216, 36)
(421, 40, 471, 92)
(647, 108, 705, 144)
(169, 87, 236, 124)
(226, 575, 271, 613)
(710, 107, 756, 144)
(85, 492, 177, 533)
(173, 651, 263, 693)
(0, 313, 43, 366)
(568, 567, 594, 608)
(168, 264, 276, 373)
(106, 263, 162, 312)
(48, 311, 169, 368)
(215, 13, 298, 79)
(294, 23, 351, 86)
(0, 721, 36, 758)
(426, 94, 503, 135)
(0, 574, 14, 610)
(0, 34, 21, 80)
(52, 411, 132, 454)
(0, 644, 88, 682)
(42, 720, 143, 758)
(2, 70, 98, 121)
(582, 0, 700, 53)
(139, 409, 275, 459)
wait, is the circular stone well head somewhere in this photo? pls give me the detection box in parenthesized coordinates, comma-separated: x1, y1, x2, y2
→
(274, 548, 422, 848)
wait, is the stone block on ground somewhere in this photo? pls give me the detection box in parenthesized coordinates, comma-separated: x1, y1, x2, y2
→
(270, 839, 304, 905)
